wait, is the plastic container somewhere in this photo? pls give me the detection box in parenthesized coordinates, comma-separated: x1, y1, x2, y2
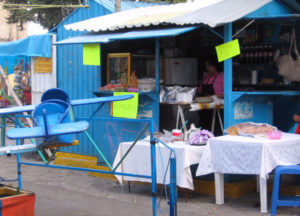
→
(172, 129, 182, 137)
(138, 78, 155, 91)
(267, 131, 282, 140)
(177, 93, 193, 103)
(251, 70, 257, 84)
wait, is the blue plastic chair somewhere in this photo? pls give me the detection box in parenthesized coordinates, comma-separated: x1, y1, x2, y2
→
(270, 165, 300, 215)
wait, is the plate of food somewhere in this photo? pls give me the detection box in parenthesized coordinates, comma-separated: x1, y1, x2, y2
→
(226, 122, 278, 138)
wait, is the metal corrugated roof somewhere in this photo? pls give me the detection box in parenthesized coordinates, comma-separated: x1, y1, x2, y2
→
(55, 27, 197, 44)
(169, 0, 272, 26)
(95, 0, 166, 12)
(65, 0, 272, 32)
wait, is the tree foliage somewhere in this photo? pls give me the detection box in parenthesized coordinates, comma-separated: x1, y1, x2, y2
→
(3, 0, 81, 30)
(3, 0, 186, 30)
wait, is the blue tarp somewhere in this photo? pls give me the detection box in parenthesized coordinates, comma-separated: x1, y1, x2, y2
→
(54, 27, 197, 45)
(0, 34, 51, 57)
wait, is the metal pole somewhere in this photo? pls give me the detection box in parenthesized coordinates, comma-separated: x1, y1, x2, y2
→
(14, 115, 23, 189)
(115, 0, 121, 12)
(155, 39, 160, 130)
(84, 130, 113, 170)
(112, 124, 149, 172)
(1, 117, 5, 147)
(16, 117, 48, 164)
(223, 23, 233, 129)
(155, 138, 177, 216)
(204, 26, 224, 39)
(155, 39, 160, 94)
(169, 157, 177, 216)
(19, 161, 151, 179)
(16, 138, 22, 189)
(37, 150, 48, 164)
(69, 106, 75, 121)
(88, 103, 104, 121)
(232, 20, 255, 39)
(150, 119, 157, 216)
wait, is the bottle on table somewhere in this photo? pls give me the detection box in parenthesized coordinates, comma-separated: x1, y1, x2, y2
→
(131, 70, 138, 88)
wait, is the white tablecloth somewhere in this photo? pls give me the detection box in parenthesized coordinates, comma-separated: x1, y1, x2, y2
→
(196, 133, 300, 179)
(196, 133, 300, 213)
(113, 140, 205, 190)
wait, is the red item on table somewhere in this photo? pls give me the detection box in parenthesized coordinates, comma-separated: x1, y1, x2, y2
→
(295, 123, 300, 134)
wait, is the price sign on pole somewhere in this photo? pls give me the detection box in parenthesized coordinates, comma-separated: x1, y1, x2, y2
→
(215, 39, 240, 62)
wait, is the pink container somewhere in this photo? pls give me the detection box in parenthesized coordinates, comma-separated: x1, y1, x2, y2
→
(267, 131, 282, 140)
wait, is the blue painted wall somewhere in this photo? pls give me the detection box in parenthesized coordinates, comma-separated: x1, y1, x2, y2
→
(231, 95, 273, 125)
(245, 1, 292, 18)
(55, 0, 160, 164)
(55, 0, 105, 158)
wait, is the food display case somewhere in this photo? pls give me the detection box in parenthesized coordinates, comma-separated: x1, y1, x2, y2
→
(107, 53, 131, 85)
(95, 52, 159, 127)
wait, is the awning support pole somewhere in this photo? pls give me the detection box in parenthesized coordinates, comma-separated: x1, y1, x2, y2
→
(150, 120, 157, 216)
(205, 26, 224, 39)
(155, 39, 160, 94)
(233, 20, 255, 38)
(224, 23, 233, 130)
(155, 39, 160, 130)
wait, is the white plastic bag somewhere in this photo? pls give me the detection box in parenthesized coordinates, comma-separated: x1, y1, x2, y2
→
(277, 29, 300, 81)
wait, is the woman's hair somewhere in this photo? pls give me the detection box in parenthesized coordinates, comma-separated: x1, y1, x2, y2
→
(206, 55, 223, 72)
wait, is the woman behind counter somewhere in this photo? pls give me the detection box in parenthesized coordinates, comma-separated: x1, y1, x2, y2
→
(197, 56, 224, 97)
(196, 56, 224, 135)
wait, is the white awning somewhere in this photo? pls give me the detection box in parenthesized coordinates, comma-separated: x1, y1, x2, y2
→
(64, 0, 272, 32)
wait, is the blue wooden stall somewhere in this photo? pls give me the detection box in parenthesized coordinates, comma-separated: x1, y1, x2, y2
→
(52, 0, 164, 164)
(54, 0, 300, 165)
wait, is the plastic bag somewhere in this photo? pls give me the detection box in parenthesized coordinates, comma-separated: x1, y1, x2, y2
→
(188, 129, 214, 145)
(277, 29, 300, 81)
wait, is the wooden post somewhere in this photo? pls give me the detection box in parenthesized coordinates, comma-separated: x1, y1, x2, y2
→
(0, 65, 53, 158)
(115, 0, 121, 12)
(0, 65, 33, 127)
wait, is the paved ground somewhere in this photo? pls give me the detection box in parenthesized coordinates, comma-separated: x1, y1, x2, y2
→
(0, 154, 299, 216)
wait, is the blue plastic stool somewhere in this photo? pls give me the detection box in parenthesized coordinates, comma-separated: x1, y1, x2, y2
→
(270, 165, 300, 215)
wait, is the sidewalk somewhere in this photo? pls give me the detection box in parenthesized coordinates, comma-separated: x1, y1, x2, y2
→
(0, 155, 299, 216)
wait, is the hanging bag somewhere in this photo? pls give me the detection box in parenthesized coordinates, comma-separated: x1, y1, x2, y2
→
(277, 29, 300, 81)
